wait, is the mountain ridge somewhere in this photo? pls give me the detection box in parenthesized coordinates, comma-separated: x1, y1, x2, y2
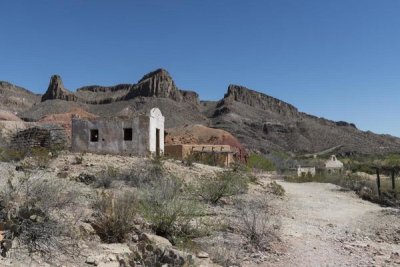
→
(2, 68, 400, 155)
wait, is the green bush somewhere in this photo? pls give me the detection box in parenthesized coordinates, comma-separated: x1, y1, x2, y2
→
(139, 176, 204, 243)
(0, 148, 26, 162)
(197, 171, 249, 204)
(29, 147, 53, 168)
(247, 154, 276, 172)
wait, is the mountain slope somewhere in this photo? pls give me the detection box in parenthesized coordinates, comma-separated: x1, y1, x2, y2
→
(3, 69, 400, 155)
(0, 81, 41, 113)
(208, 84, 400, 155)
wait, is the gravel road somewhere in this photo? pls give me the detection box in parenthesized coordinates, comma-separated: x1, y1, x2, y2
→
(264, 181, 400, 267)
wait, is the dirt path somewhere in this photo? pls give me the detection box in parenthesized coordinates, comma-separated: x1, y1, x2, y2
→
(267, 181, 400, 267)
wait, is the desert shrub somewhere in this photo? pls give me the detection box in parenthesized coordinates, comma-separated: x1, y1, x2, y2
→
(94, 166, 120, 188)
(234, 198, 277, 249)
(183, 153, 195, 167)
(208, 245, 242, 267)
(91, 192, 137, 243)
(28, 147, 53, 168)
(139, 176, 204, 243)
(0, 176, 79, 257)
(0, 148, 26, 162)
(247, 154, 276, 172)
(73, 154, 83, 165)
(197, 171, 249, 204)
(230, 162, 248, 173)
(0, 146, 59, 167)
(268, 181, 285, 196)
(124, 160, 165, 187)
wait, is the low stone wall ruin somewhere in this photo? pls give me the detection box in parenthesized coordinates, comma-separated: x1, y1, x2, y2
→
(10, 124, 68, 151)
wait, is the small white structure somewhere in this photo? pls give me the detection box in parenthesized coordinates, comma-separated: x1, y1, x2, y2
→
(148, 108, 165, 156)
(72, 107, 164, 156)
(325, 155, 344, 172)
(297, 166, 316, 177)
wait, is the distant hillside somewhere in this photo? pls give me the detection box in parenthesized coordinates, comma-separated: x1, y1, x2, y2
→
(3, 69, 400, 156)
(208, 84, 400, 155)
(0, 81, 41, 113)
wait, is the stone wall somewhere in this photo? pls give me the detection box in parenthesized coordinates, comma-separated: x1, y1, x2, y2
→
(10, 124, 68, 151)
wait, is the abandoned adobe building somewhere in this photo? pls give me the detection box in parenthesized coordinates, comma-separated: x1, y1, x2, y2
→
(165, 144, 235, 167)
(71, 108, 164, 156)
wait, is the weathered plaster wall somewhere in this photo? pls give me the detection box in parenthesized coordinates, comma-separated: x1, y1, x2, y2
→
(71, 108, 164, 157)
(72, 116, 150, 156)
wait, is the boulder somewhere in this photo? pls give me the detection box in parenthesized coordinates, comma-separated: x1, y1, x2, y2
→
(139, 233, 172, 247)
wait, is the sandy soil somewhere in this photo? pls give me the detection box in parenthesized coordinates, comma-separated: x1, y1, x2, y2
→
(262, 181, 400, 267)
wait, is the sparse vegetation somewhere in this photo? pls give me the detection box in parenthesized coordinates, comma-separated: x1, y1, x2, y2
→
(285, 172, 400, 207)
(91, 192, 137, 243)
(196, 170, 249, 204)
(247, 154, 276, 172)
(139, 175, 205, 243)
(235, 198, 277, 249)
(94, 166, 120, 188)
(268, 181, 285, 196)
(124, 159, 165, 187)
(0, 175, 80, 257)
(27, 147, 53, 168)
(0, 148, 26, 162)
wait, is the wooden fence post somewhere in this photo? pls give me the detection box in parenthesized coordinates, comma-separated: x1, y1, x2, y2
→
(391, 169, 396, 191)
(376, 168, 381, 197)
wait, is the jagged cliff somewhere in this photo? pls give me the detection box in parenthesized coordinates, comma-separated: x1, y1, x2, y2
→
(4, 68, 400, 155)
(41, 75, 78, 102)
(41, 69, 200, 106)
(125, 69, 182, 100)
(221, 84, 299, 117)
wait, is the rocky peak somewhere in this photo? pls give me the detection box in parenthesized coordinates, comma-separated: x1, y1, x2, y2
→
(125, 68, 182, 101)
(41, 75, 78, 102)
(223, 84, 298, 116)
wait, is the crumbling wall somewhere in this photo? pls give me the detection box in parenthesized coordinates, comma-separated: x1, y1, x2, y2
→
(10, 124, 68, 151)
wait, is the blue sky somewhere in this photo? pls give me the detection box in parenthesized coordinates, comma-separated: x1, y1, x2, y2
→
(1, 0, 400, 136)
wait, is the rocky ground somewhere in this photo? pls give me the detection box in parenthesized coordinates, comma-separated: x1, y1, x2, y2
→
(0, 153, 399, 266)
(0, 153, 281, 267)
